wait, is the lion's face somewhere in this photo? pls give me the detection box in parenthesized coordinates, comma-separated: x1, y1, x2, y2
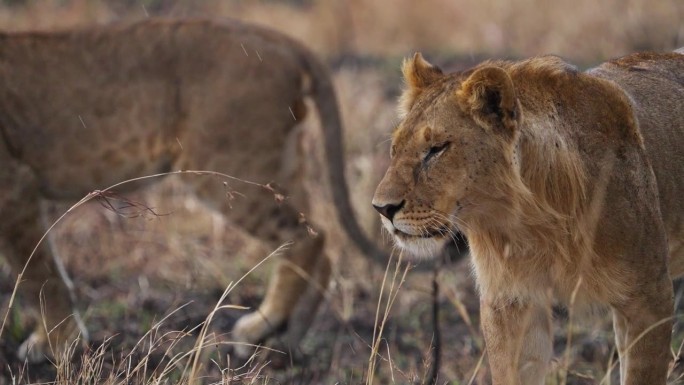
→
(373, 53, 522, 258)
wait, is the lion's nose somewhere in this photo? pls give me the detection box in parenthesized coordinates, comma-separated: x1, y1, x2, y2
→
(372, 200, 405, 222)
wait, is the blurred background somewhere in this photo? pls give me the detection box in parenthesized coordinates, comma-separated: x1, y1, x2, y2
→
(0, 1, 682, 384)
(1, 0, 682, 61)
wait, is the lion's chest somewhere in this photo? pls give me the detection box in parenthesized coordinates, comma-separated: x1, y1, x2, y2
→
(469, 237, 630, 307)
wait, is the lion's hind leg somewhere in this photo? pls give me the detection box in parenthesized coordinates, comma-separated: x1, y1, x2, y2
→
(230, 201, 329, 359)
(273, 247, 331, 357)
(185, 167, 330, 360)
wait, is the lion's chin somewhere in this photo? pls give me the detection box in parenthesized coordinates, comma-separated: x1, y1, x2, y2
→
(392, 229, 447, 260)
(395, 235, 445, 259)
(381, 218, 449, 259)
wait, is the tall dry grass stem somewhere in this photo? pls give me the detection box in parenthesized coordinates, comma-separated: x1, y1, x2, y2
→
(1, 169, 291, 384)
(366, 249, 408, 385)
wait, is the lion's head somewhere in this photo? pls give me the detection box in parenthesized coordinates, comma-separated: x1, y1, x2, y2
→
(373, 53, 533, 258)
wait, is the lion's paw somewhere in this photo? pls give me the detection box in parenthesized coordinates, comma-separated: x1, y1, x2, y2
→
(231, 311, 277, 359)
(17, 330, 50, 364)
(17, 311, 89, 364)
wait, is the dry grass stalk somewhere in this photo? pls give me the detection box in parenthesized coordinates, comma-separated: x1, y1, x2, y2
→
(1, 169, 293, 384)
(366, 249, 409, 385)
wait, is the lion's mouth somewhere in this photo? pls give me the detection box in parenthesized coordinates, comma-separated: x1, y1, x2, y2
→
(393, 226, 450, 240)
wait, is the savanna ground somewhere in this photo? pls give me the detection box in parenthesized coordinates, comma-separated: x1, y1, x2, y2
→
(0, 0, 684, 384)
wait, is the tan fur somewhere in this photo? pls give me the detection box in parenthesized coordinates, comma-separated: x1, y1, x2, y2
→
(0, 18, 377, 363)
(373, 50, 684, 384)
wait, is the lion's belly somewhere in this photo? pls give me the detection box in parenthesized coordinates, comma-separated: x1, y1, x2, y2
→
(35, 130, 181, 199)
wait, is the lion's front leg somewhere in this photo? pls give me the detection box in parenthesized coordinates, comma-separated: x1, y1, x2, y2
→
(611, 274, 673, 385)
(0, 156, 87, 363)
(480, 297, 552, 385)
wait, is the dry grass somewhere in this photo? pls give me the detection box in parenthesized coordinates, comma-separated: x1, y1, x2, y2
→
(1, 0, 683, 384)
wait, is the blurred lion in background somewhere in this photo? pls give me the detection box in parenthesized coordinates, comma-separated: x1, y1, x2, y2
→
(0, 18, 381, 362)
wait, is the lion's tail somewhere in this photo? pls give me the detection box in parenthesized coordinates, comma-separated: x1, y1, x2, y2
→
(298, 48, 388, 264)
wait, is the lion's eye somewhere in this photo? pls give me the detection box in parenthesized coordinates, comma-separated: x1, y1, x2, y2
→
(424, 142, 449, 163)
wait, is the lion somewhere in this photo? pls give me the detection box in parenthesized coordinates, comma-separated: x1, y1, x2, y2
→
(0, 18, 383, 363)
(373, 50, 684, 384)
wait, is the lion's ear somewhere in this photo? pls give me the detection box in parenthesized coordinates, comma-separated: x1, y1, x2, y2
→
(398, 52, 443, 118)
(456, 66, 520, 133)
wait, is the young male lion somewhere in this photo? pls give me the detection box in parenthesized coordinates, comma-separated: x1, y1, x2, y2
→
(373, 49, 684, 384)
(0, 18, 382, 363)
